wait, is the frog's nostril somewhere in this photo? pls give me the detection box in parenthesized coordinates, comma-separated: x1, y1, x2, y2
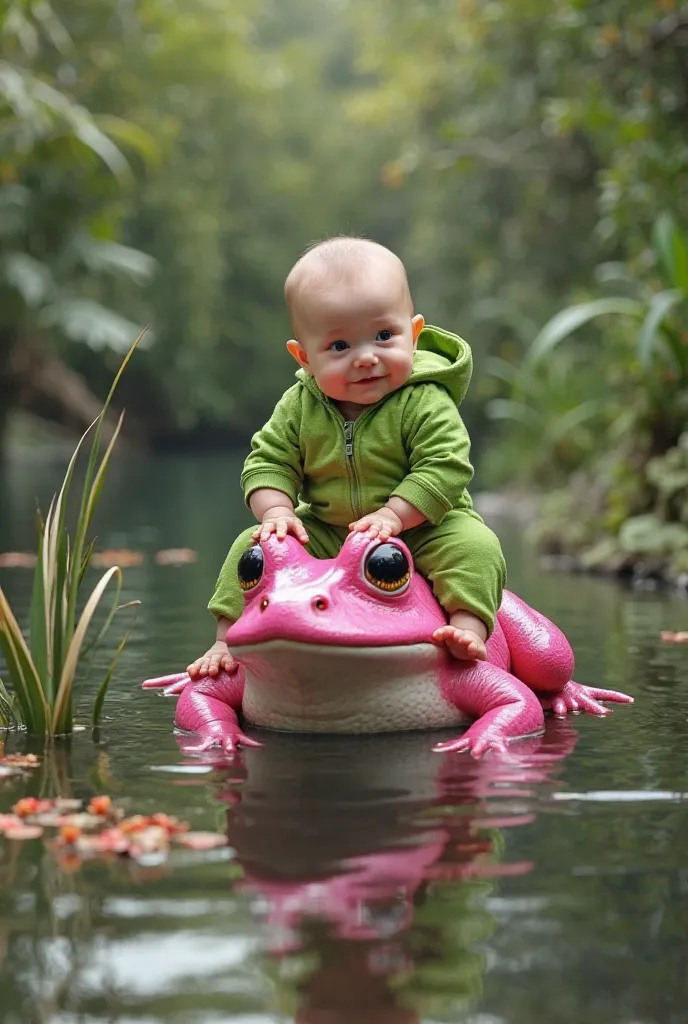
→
(260, 598, 269, 611)
(312, 596, 328, 612)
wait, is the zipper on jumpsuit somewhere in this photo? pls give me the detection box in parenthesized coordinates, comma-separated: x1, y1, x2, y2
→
(343, 420, 363, 520)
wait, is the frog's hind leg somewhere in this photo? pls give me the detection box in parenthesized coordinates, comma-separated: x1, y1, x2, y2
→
(496, 590, 574, 694)
(436, 660, 545, 757)
(496, 590, 633, 714)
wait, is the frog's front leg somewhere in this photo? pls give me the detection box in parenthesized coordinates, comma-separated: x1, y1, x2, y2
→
(175, 668, 261, 755)
(435, 661, 545, 757)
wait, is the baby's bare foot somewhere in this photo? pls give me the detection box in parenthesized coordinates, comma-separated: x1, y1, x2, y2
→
(432, 625, 487, 662)
(187, 642, 235, 679)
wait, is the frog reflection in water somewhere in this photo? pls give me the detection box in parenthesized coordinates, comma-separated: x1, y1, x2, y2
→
(144, 532, 632, 755)
(207, 723, 580, 1023)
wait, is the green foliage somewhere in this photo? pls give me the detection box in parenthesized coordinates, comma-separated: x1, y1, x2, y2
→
(0, 334, 142, 736)
(1, 0, 687, 576)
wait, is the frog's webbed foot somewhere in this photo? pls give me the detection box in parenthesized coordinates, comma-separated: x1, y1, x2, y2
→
(433, 717, 543, 759)
(436, 662, 545, 758)
(178, 720, 262, 758)
(540, 680, 634, 717)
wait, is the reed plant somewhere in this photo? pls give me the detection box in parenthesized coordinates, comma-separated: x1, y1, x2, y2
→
(0, 333, 143, 736)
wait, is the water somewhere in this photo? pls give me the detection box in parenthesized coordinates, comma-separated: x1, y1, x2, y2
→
(1, 452, 688, 1024)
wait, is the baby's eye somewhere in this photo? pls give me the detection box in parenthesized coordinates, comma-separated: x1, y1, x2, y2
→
(376, 330, 394, 342)
(330, 340, 349, 352)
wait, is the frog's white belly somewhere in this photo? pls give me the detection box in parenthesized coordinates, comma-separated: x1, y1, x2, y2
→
(231, 640, 467, 734)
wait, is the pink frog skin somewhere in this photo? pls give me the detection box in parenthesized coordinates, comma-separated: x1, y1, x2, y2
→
(143, 532, 632, 756)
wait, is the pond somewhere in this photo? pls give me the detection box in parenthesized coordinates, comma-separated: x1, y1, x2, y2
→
(1, 452, 688, 1024)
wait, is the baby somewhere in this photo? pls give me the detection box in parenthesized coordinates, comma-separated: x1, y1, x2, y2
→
(188, 236, 506, 680)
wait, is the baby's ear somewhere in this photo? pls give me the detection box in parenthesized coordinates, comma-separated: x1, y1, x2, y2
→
(411, 314, 425, 346)
(286, 339, 309, 369)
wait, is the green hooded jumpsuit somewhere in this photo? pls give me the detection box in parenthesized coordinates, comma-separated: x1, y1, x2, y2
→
(209, 325, 506, 632)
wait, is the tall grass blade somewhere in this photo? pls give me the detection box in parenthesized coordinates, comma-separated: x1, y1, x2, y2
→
(52, 567, 122, 734)
(0, 589, 47, 731)
(83, 411, 125, 533)
(28, 528, 48, 692)
(66, 329, 146, 648)
(92, 609, 139, 729)
(78, 538, 97, 587)
(0, 332, 142, 736)
(0, 677, 16, 728)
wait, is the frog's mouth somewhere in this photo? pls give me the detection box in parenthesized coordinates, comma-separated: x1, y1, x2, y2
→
(230, 639, 466, 735)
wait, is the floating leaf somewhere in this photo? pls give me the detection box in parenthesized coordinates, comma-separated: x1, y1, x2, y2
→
(0, 553, 38, 568)
(661, 631, 688, 644)
(154, 549, 198, 566)
(4, 824, 44, 840)
(90, 549, 145, 568)
(0, 753, 40, 769)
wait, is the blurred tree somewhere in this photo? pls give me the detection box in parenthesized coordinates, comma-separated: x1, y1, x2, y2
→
(0, 0, 157, 436)
(2, 0, 687, 577)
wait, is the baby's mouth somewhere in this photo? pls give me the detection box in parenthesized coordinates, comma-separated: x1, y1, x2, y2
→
(352, 375, 385, 385)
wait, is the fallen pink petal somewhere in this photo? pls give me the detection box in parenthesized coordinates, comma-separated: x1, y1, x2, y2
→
(4, 824, 44, 841)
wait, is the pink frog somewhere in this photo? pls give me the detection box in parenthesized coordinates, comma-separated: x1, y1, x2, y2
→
(143, 532, 632, 756)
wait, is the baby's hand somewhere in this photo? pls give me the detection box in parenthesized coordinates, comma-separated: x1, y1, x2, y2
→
(349, 508, 403, 542)
(252, 512, 309, 545)
(187, 641, 235, 679)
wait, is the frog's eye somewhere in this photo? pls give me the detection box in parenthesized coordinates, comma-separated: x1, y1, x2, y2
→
(364, 543, 410, 594)
(238, 545, 264, 591)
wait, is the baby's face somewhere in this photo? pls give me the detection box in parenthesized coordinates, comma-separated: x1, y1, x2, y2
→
(288, 274, 423, 409)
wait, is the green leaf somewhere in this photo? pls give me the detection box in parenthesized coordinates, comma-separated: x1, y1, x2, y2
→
(484, 356, 521, 386)
(637, 289, 685, 368)
(95, 115, 160, 169)
(78, 538, 97, 587)
(619, 515, 688, 556)
(527, 298, 644, 365)
(548, 399, 601, 443)
(2, 252, 54, 307)
(653, 212, 688, 292)
(28, 529, 48, 698)
(0, 587, 47, 732)
(0, 677, 16, 728)
(52, 566, 122, 734)
(74, 234, 158, 285)
(40, 298, 149, 352)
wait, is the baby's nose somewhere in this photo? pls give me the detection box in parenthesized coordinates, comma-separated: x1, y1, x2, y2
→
(354, 350, 378, 366)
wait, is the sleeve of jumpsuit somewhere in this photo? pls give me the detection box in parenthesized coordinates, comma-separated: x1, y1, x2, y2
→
(390, 383, 474, 525)
(240, 384, 304, 508)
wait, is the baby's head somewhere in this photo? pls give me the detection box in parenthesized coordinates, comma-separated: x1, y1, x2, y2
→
(284, 237, 424, 408)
